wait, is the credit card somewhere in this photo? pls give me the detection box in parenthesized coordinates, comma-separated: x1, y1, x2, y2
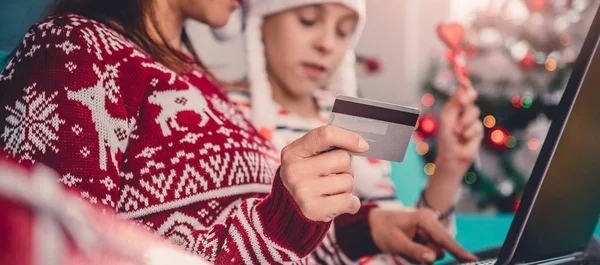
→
(327, 95, 420, 163)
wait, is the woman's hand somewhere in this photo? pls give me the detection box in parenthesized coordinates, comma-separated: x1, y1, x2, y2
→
(279, 125, 369, 222)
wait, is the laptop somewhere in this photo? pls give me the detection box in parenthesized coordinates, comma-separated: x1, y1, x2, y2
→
(449, 5, 600, 265)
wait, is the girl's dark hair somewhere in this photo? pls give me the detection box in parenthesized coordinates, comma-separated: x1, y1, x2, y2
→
(49, 0, 206, 74)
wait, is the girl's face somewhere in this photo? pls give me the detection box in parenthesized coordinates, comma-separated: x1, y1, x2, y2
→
(262, 3, 359, 97)
(178, 0, 242, 28)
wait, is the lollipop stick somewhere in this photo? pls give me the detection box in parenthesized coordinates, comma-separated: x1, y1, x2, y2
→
(447, 49, 483, 171)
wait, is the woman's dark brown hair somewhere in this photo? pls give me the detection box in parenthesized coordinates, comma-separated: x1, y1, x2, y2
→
(49, 0, 205, 74)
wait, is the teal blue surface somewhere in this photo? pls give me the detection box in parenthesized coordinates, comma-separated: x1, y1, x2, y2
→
(454, 214, 514, 253)
(391, 141, 427, 206)
(0, 0, 52, 52)
(1, 51, 8, 70)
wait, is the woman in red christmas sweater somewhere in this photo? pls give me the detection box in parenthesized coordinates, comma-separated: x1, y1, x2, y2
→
(0, 0, 477, 264)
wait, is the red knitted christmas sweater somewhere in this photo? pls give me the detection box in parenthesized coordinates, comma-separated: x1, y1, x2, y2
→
(0, 14, 379, 264)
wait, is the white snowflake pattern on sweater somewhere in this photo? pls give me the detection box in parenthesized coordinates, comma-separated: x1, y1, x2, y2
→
(2, 83, 65, 163)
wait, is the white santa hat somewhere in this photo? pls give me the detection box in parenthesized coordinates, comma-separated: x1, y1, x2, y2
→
(213, 0, 366, 139)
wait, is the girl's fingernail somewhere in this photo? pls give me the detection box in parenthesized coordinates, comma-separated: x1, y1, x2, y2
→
(423, 252, 436, 263)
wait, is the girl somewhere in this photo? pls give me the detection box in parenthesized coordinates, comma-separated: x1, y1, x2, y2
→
(0, 0, 477, 264)
(219, 0, 483, 263)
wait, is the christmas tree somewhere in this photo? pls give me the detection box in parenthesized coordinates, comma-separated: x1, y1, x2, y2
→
(418, 0, 600, 212)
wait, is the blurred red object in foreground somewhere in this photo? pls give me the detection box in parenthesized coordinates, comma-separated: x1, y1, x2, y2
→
(0, 156, 211, 265)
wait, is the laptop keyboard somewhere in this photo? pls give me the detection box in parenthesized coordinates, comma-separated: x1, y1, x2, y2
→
(461, 258, 497, 265)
